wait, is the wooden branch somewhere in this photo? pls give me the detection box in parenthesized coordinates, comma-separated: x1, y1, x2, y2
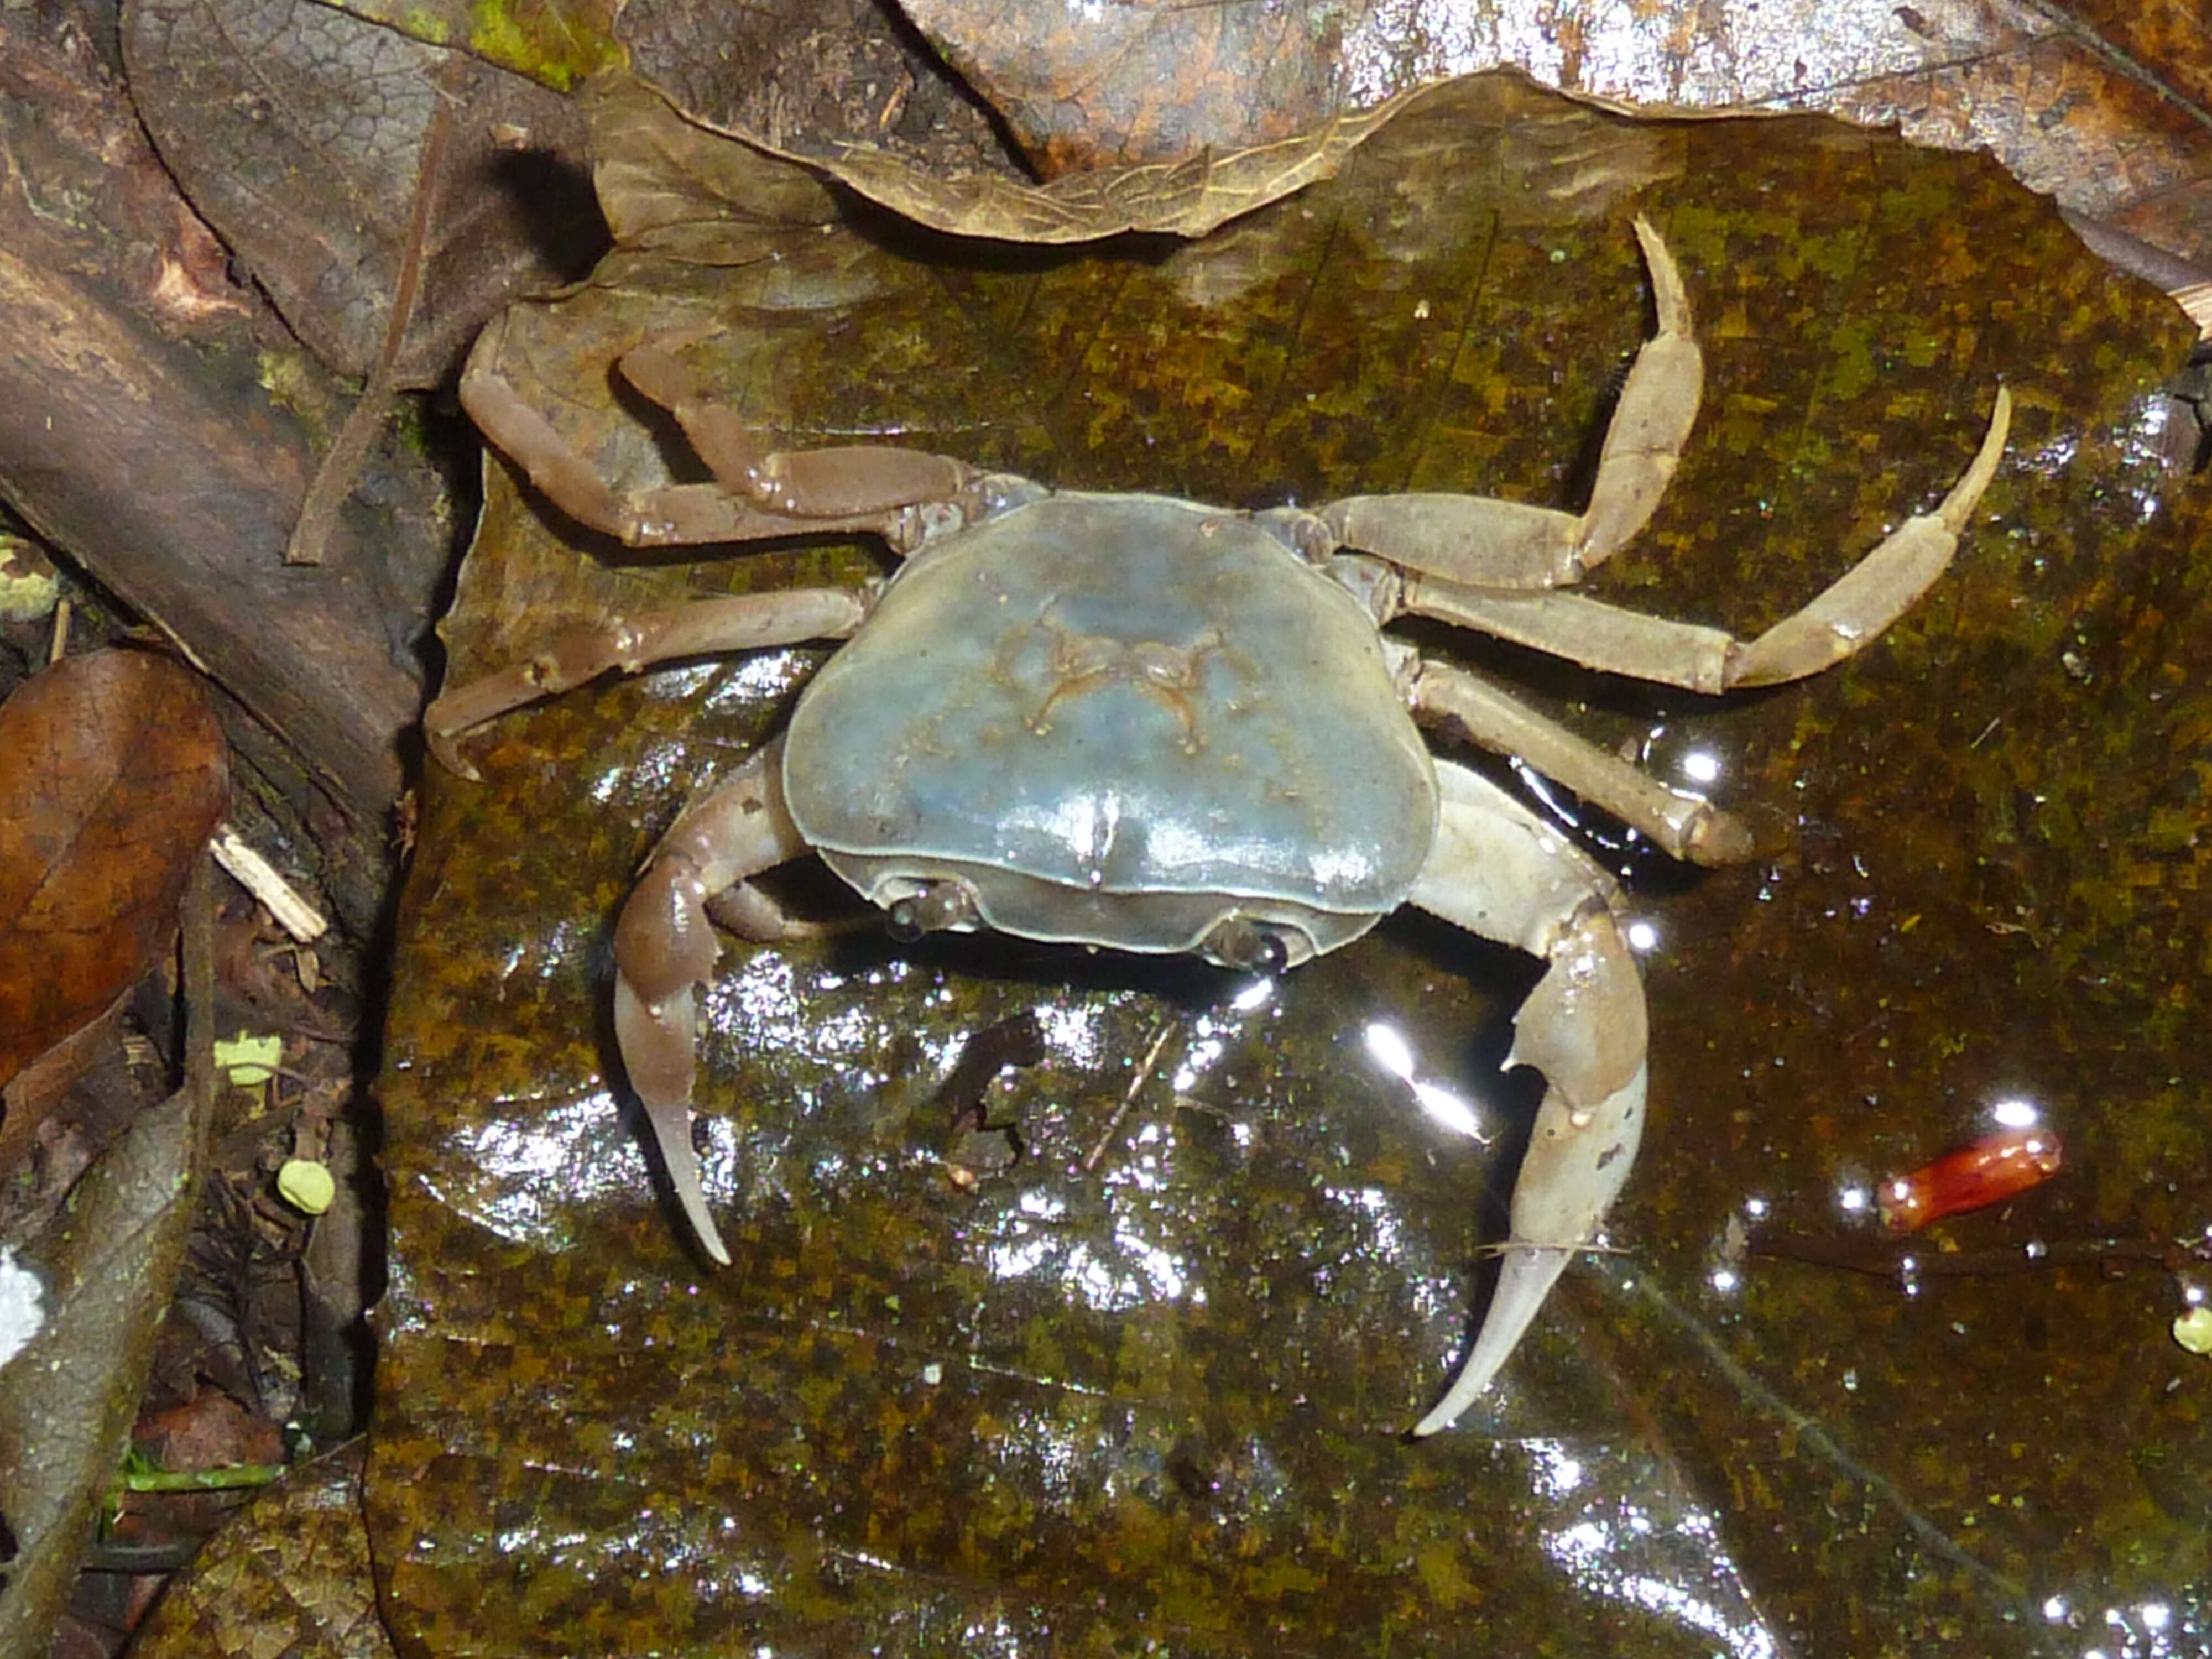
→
(0, 10, 447, 841)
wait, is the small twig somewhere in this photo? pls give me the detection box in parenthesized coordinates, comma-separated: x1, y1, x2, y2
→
(210, 824, 328, 943)
(2175, 278, 2212, 340)
(45, 595, 70, 664)
(283, 58, 460, 564)
(1746, 1228, 2206, 1280)
(183, 850, 216, 1133)
(113, 1463, 284, 1496)
(1083, 1020, 1180, 1173)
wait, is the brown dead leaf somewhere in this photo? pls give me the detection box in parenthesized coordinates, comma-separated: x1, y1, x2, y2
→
(124, 0, 603, 387)
(0, 650, 229, 1099)
(811, 92, 1410, 242)
(901, 0, 1345, 175)
(606, 1, 2212, 293)
(2064, 0, 2212, 111)
(592, 65, 1409, 247)
(623, 0, 1013, 182)
(0, 859, 218, 1659)
(135, 1390, 285, 1475)
(894, 0, 2212, 286)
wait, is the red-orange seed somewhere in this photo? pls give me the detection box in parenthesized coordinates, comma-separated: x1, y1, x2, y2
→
(1878, 1126, 2064, 1235)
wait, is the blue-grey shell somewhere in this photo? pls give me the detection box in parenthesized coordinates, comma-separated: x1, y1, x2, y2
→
(782, 493, 1438, 959)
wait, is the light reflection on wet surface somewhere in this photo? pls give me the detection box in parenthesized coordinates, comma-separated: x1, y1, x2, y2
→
(2107, 395, 2181, 525)
(2052, 1592, 2212, 1659)
(1319, 1185, 1411, 1275)
(702, 649, 815, 714)
(441, 1091, 640, 1246)
(1991, 1097, 2044, 1129)
(1031, 999, 1107, 1069)
(1363, 1018, 1488, 1141)
(984, 1198, 1195, 1313)
(1520, 1437, 1781, 1659)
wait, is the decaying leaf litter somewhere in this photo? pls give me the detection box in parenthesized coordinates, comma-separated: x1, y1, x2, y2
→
(637, 0, 2212, 314)
(0, 630, 371, 1655)
(0, 644, 226, 1611)
(0, 6, 2203, 1655)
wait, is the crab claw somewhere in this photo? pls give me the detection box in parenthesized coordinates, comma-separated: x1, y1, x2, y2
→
(1410, 758, 1650, 1436)
(609, 739, 811, 1269)
(613, 848, 731, 1266)
(1411, 905, 1647, 1436)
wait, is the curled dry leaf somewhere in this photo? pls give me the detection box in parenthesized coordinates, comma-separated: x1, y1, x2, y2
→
(587, 49, 1401, 247)
(0, 650, 229, 1099)
(884, 0, 2212, 290)
(620, 64, 1411, 245)
(807, 92, 1411, 243)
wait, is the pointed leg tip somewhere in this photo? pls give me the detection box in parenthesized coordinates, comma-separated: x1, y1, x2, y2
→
(1686, 805, 1759, 867)
(1408, 1399, 1469, 1439)
(1407, 1244, 1579, 1438)
(426, 730, 479, 780)
(1987, 383, 2014, 448)
(1408, 1350, 1501, 1439)
(666, 1154, 731, 1269)
(1937, 384, 2015, 530)
(1625, 215, 1692, 338)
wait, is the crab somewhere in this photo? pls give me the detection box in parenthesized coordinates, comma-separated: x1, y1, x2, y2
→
(428, 219, 2010, 1436)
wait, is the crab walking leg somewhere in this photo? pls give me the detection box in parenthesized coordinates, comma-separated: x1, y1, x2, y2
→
(425, 588, 874, 777)
(1407, 758, 1648, 1437)
(619, 345, 979, 519)
(1730, 384, 2011, 684)
(611, 737, 809, 1267)
(1317, 216, 1702, 589)
(1395, 387, 2013, 690)
(461, 320, 952, 549)
(1408, 656, 1755, 865)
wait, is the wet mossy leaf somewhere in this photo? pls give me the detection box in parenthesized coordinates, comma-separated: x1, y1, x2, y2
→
(380, 72, 2207, 1658)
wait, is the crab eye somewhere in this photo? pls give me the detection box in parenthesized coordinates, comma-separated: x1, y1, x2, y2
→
(885, 881, 978, 942)
(1204, 916, 1291, 977)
